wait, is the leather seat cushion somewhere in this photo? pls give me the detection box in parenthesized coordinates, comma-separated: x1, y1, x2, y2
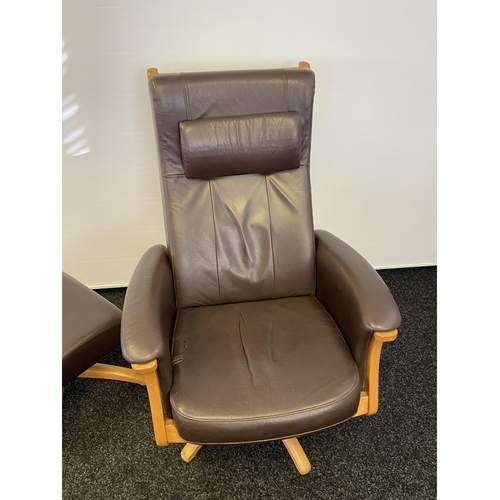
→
(170, 296, 361, 444)
(62, 272, 122, 386)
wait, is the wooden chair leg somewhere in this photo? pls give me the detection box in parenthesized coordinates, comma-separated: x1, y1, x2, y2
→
(181, 443, 202, 463)
(131, 360, 168, 446)
(282, 438, 311, 475)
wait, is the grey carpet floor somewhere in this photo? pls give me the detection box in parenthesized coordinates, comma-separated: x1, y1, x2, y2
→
(62, 266, 436, 499)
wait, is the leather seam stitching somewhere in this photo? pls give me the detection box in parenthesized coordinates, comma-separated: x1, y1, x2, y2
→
(283, 69, 289, 111)
(170, 308, 181, 356)
(179, 128, 191, 175)
(163, 173, 186, 178)
(163, 179, 180, 307)
(208, 180, 222, 304)
(181, 73, 192, 121)
(163, 166, 307, 179)
(170, 378, 360, 423)
(264, 175, 276, 291)
(149, 80, 167, 176)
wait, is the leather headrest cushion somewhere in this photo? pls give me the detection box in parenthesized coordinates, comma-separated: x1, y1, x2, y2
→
(179, 112, 301, 179)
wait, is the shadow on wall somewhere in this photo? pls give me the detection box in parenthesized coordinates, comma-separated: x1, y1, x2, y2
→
(62, 39, 90, 157)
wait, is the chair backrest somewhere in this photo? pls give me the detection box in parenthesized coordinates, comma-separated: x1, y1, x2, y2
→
(149, 67, 317, 308)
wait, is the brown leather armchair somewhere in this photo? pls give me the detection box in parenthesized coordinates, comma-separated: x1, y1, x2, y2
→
(121, 62, 401, 474)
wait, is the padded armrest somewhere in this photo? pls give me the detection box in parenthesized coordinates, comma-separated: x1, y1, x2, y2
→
(315, 230, 401, 378)
(121, 245, 177, 391)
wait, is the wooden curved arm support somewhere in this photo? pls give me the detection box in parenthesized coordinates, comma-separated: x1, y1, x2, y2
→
(131, 359, 158, 374)
(374, 330, 398, 342)
(132, 360, 169, 445)
(298, 61, 310, 69)
(79, 363, 146, 385)
(353, 329, 398, 417)
(130, 360, 187, 446)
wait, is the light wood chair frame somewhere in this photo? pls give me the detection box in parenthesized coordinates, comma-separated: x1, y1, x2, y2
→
(62, 362, 146, 399)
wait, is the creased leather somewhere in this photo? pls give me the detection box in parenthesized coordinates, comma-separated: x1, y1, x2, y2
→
(62, 272, 121, 386)
(315, 230, 402, 380)
(180, 112, 301, 179)
(121, 245, 177, 401)
(170, 296, 360, 444)
(164, 167, 315, 308)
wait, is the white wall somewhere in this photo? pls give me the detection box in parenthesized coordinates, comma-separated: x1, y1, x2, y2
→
(62, 0, 436, 288)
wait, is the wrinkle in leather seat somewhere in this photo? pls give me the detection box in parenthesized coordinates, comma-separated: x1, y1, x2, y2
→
(169, 296, 361, 444)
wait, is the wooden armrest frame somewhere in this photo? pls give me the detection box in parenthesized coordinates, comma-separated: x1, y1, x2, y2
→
(79, 363, 145, 385)
(62, 363, 145, 402)
(131, 360, 185, 446)
(353, 329, 398, 417)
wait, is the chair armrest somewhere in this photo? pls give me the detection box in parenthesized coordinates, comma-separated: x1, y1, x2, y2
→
(315, 230, 401, 378)
(121, 244, 177, 391)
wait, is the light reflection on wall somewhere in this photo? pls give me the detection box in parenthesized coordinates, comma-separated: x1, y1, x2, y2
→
(62, 39, 90, 157)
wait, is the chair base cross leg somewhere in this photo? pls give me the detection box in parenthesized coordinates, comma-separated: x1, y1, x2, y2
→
(180, 438, 311, 475)
(282, 437, 312, 475)
(181, 443, 202, 463)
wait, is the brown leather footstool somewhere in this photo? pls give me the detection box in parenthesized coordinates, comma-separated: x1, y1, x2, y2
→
(62, 272, 143, 388)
